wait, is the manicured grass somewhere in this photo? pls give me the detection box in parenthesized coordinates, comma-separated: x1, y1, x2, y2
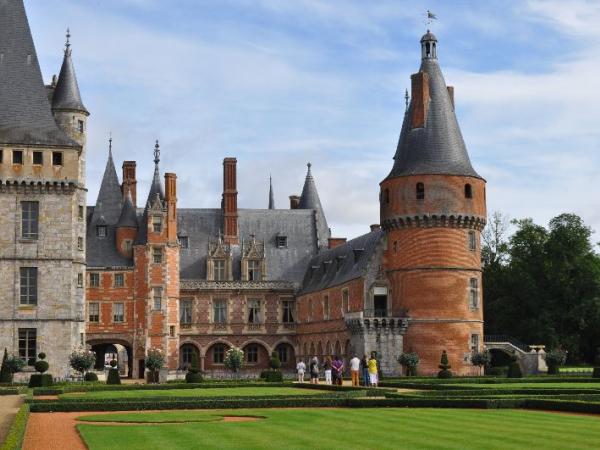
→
(77, 408, 600, 450)
(60, 387, 325, 400)
(448, 383, 600, 390)
(79, 411, 223, 423)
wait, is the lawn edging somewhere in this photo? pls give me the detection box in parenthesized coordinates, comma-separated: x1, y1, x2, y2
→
(0, 404, 30, 450)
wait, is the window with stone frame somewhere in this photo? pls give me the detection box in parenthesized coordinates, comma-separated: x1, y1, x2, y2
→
(96, 225, 107, 238)
(152, 215, 162, 233)
(470, 334, 480, 353)
(213, 344, 226, 363)
(247, 260, 262, 281)
(180, 299, 193, 324)
(123, 239, 132, 254)
(114, 273, 124, 287)
(276, 235, 288, 248)
(21, 201, 39, 240)
(13, 150, 23, 165)
(77, 273, 84, 288)
(342, 288, 350, 314)
(181, 344, 197, 368)
(152, 247, 163, 264)
(78, 205, 85, 220)
(247, 299, 262, 324)
(78, 120, 84, 133)
(214, 259, 226, 281)
(78, 236, 84, 251)
(113, 303, 124, 323)
(89, 273, 100, 288)
(52, 151, 63, 166)
(33, 151, 43, 165)
(469, 278, 479, 309)
(88, 302, 99, 323)
(468, 230, 477, 252)
(178, 235, 189, 249)
(281, 298, 295, 323)
(323, 295, 330, 320)
(20, 267, 37, 305)
(213, 298, 227, 324)
(153, 288, 162, 311)
(277, 345, 289, 363)
(245, 344, 258, 363)
(18, 328, 36, 366)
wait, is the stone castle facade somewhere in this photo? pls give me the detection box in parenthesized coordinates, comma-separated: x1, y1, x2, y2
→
(0, 1, 486, 379)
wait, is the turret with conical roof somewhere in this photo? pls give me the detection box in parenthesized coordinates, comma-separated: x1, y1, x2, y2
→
(268, 175, 275, 209)
(379, 30, 486, 377)
(298, 163, 330, 248)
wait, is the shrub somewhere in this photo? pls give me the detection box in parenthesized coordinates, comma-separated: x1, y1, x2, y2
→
(593, 348, 600, 378)
(69, 348, 96, 380)
(398, 352, 420, 376)
(471, 351, 491, 369)
(545, 349, 567, 375)
(186, 352, 202, 383)
(28, 374, 53, 388)
(0, 349, 11, 383)
(264, 371, 283, 382)
(109, 359, 117, 368)
(485, 366, 508, 376)
(145, 348, 166, 383)
(507, 362, 523, 378)
(34, 360, 49, 374)
(437, 350, 452, 379)
(1, 353, 25, 384)
(593, 368, 600, 379)
(259, 370, 269, 379)
(37, 352, 46, 360)
(106, 368, 121, 385)
(224, 347, 244, 374)
(0, 404, 29, 450)
(269, 351, 281, 371)
(84, 372, 98, 382)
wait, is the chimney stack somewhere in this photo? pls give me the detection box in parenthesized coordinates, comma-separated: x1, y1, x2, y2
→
(165, 173, 177, 243)
(370, 224, 381, 232)
(122, 161, 137, 207)
(289, 195, 300, 209)
(410, 71, 430, 128)
(222, 158, 238, 245)
(328, 238, 347, 249)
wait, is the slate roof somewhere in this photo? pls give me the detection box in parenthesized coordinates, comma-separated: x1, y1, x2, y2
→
(52, 45, 88, 113)
(178, 208, 319, 283)
(386, 33, 481, 180)
(299, 229, 384, 295)
(116, 190, 138, 228)
(0, 0, 77, 147)
(297, 163, 330, 248)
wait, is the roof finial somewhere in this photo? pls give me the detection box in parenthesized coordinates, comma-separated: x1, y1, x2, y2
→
(307, 162, 312, 176)
(405, 89, 409, 109)
(108, 132, 113, 157)
(65, 27, 71, 52)
(153, 140, 160, 165)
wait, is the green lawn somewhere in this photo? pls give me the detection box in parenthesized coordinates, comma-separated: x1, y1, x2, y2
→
(77, 408, 600, 450)
(60, 387, 324, 400)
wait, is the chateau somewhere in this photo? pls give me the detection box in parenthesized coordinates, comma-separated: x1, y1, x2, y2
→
(0, 0, 486, 379)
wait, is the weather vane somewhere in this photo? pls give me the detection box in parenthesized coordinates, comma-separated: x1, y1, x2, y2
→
(425, 10, 438, 27)
(154, 140, 160, 164)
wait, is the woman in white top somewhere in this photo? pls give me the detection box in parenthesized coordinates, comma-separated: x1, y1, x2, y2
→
(296, 359, 306, 383)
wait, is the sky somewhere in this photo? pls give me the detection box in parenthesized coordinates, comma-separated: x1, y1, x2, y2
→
(24, 0, 600, 242)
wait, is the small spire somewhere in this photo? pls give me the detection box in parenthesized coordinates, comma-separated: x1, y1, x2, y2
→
(65, 27, 71, 52)
(306, 162, 312, 176)
(268, 174, 275, 209)
(405, 89, 409, 109)
(108, 133, 113, 157)
(154, 140, 160, 165)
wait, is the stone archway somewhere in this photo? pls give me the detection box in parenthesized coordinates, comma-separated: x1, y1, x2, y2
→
(88, 340, 132, 378)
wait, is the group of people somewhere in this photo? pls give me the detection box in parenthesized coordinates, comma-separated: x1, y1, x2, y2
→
(295, 353, 379, 387)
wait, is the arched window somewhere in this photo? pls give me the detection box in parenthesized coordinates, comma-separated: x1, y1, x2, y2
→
(384, 188, 390, 204)
(245, 344, 258, 363)
(212, 344, 226, 363)
(276, 344, 289, 364)
(180, 344, 198, 369)
(416, 182, 425, 200)
(465, 183, 473, 199)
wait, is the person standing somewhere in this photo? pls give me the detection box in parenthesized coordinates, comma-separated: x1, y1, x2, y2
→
(309, 357, 319, 384)
(323, 357, 333, 385)
(332, 355, 344, 386)
(360, 354, 369, 387)
(296, 359, 306, 383)
(368, 353, 378, 388)
(349, 354, 360, 387)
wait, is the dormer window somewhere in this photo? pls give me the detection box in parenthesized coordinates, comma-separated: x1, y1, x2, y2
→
(247, 260, 262, 281)
(178, 236, 189, 249)
(96, 225, 107, 238)
(416, 182, 425, 200)
(276, 235, 288, 249)
(152, 216, 162, 233)
(214, 259, 226, 281)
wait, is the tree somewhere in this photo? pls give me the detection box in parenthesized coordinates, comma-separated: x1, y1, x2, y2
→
(398, 352, 419, 376)
(0, 348, 11, 383)
(224, 347, 244, 375)
(482, 211, 510, 267)
(545, 349, 567, 375)
(471, 350, 491, 375)
(5, 355, 25, 384)
(69, 348, 96, 380)
(437, 350, 452, 379)
(145, 348, 165, 383)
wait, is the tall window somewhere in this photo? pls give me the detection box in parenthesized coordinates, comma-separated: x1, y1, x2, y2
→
(416, 182, 425, 200)
(78, 120, 84, 133)
(179, 236, 189, 249)
(471, 334, 479, 353)
(465, 183, 473, 199)
(114, 273, 124, 287)
(213, 344, 226, 363)
(281, 299, 295, 323)
(247, 299, 261, 324)
(89, 273, 100, 287)
(468, 230, 477, 251)
(21, 201, 39, 239)
(342, 289, 350, 314)
(214, 259, 226, 281)
(20, 267, 37, 305)
(469, 278, 479, 309)
(78, 205, 85, 220)
(77, 273, 84, 288)
(277, 345, 289, 364)
(181, 344, 196, 368)
(213, 299, 227, 323)
(96, 225, 107, 238)
(88, 302, 99, 323)
(276, 236, 288, 248)
(152, 247, 163, 264)
(323, 295, 330, 320)
(153, 288, 162, 310)
(18, 329, 36, 366)
(113, 303, 124, 323)
(247, 260, 262, 281)
(180, 299, 193, 324)
(78, 236, 84, 250)
(152, 216, 162, 233)
(245, 344, 258, 363)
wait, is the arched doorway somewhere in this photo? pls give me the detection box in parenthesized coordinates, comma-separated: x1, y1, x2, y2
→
(242, 342, 269, 370)
(89, 341, 132, 378)
(179, 343, 200, 370)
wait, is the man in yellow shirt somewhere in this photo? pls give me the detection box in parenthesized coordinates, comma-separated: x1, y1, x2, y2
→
(367, 353, 378, 387)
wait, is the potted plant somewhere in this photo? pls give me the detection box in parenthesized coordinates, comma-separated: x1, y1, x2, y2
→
(145, 348, 165, 383)
(437, 350, 452, 379)
(224, 347, 244, 378)
(69, 348, 97, 382)
(544, 349, 567, 375)
(398, 351, 419, 377)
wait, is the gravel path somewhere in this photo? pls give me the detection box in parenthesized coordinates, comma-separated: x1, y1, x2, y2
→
(0, 395, 24, 445)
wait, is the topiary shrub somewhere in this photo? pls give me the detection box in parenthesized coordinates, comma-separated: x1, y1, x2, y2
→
(545, 349, 567, 375)
(185, 352, 203, 383)
(34, 352, 49, 374)
(264, 371, 283, 382)
(437, 350, 453, 379)
(0, 348, 11, 383)
(106, 368, 121, 385)
(109, 359, 117, 368)
(84, 372, 98, 382)
(28, 374, 53, 387)
(507, 353, 523, 378)
(269, 351, 281, 371)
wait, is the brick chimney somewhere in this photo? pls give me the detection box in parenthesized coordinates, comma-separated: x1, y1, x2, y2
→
(447, 86, 454, 109)
(370, 224, 381, 232)
(165, 173, 177, 243)
(122, 161, 137, 207)
(289, 195, 300, 209)
(410, 71, 430, 128)
(222, 158, 238, 245)
(328, 238, 347, 249)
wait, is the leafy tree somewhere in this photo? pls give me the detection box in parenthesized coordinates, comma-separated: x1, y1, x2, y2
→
(224, 347, 244, 374)
(145, 348, 166, 383)
(545, 349, 567, 375)
(69, 348, 96, 380)
(398, 352, 419, 376)
(471, 351, 491, 374)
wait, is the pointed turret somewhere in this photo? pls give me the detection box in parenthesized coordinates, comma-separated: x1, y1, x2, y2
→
(52, 29, 88, 114)
(268, 175, 275, 209)
(386, 30, 481, 180)
(117, 189, 138, 228)
(0, 0, 76, 147)
(90, 138, 122, 226)
(298, 163, 330, 248)
(145, 140, 165, 208)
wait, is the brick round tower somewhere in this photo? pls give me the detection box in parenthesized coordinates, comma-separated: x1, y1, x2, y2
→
(380, 31, 487, 376)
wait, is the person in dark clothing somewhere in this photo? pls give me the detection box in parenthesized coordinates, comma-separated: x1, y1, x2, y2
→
(360, 354, 369, 386)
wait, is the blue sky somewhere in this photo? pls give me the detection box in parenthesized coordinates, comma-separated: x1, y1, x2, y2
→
(25, 0, 600, 241)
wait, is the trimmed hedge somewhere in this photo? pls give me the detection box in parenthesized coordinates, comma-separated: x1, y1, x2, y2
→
(59, 381, 291, 394)
(32, 388, 63, 396)
(409, 388, 600, 397)
(523, 399, 600, 414)
(380, 377, 600, 386)
(0, 404, 29, 450)
(0, 388, 19, 396)
(28, 374, 52, 388)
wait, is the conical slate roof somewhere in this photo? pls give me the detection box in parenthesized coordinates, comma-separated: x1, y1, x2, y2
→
(298, 163, 330, 248)
(145, 141, 164, 208)
(0, 0, 77, 147)
(387, 33, 481, 180)
(117, 189, 138, 228)
(90, 142, 122, 226)
(52, 38, 88, 113)
(268, 176, 275, 209)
